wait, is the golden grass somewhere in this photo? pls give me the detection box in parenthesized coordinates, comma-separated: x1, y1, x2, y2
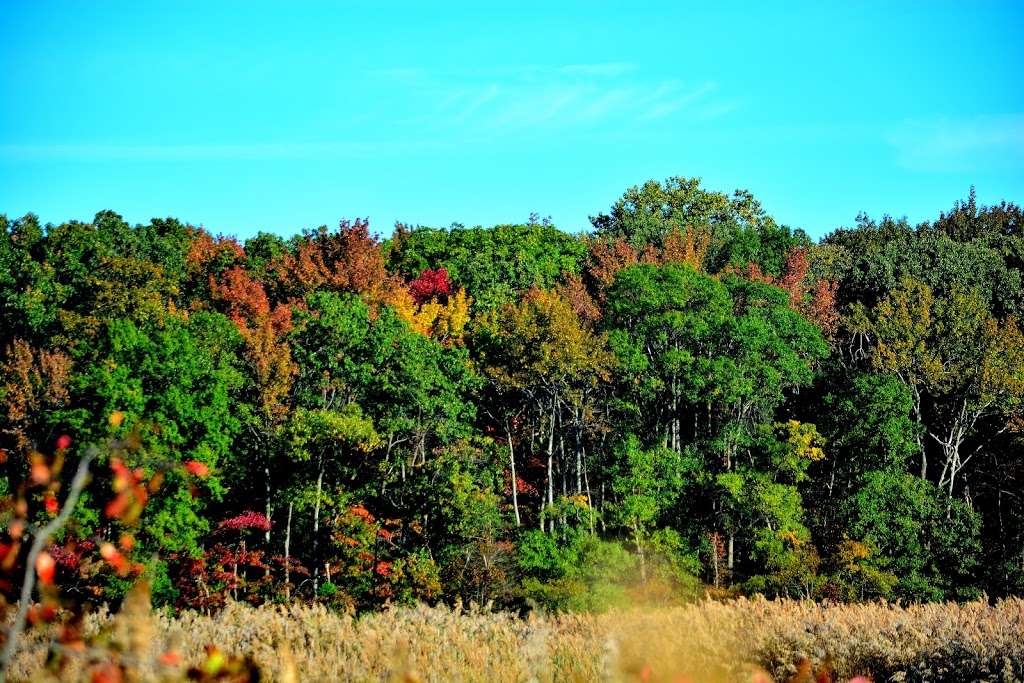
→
(7, 593, 1024, 682)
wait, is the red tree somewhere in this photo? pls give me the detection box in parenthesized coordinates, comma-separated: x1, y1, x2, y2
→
(409, 268, 452, 304)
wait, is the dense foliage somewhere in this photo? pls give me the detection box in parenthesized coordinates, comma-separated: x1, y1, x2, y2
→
(3, 179, 1023, 614)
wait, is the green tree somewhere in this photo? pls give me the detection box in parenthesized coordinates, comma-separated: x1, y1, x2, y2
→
(591, 177, 807, 274)
(606, 265, 827, 577)
(604, 264, 731, 452)
(387, 223, 588, 309)
(71, 312, 244, 557)
(608, 435, 683, 579)
(844, 470, 981, 600)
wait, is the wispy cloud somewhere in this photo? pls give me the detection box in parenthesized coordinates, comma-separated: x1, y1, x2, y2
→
(887, 115, 1024, 172)
(449, 84, 502, 123)
(693, 99, 742, 121)
(0, 140, 439, 162)
(558, 62, 636, 78)
(637, 81, 719, 120)
(2, 65, 737, 163)
(375, 63, 734, 133)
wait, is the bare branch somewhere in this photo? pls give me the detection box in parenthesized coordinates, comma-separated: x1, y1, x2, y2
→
(0, 447, 97, 679)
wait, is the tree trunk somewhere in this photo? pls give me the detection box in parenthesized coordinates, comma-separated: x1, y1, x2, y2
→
(285, 501, 293, 601)
(909, 383, 927, 479)
(545, 396, 556, 531)
(574, 408, 582, 495)
(582, 445, 594, 534)
(264, 459, 272, 579)
(634, 522, 647, 581)
(670, 380, 680, 453)
(313, 457, 324, 591)
(506, 420, 521, 527)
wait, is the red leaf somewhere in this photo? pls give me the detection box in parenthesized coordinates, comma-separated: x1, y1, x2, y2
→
(184, 460, 210, 477)
(409, 267, 452, 304)
(35, 551, 56, 585)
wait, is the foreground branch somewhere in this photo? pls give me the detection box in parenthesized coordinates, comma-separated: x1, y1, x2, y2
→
(0, 447, 96, 679)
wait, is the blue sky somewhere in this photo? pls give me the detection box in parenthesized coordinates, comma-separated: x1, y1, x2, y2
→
(2, 1, 1022, 240)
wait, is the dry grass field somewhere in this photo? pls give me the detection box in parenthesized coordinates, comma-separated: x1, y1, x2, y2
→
(7, 589, 1024, 682)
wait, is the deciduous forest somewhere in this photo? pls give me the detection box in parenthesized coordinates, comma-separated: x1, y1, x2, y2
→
(3, 177, 1023, 623)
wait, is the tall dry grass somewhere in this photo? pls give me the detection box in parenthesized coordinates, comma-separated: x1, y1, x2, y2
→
(7, 592, 1024, 682)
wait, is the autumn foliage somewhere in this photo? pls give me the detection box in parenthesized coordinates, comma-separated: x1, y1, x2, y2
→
(3, 182, 1024, 681)
(740, 247, 840, 336)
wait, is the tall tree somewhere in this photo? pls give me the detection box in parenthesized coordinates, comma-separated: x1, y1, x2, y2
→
(871, 278, 1024, 491)
(473, 288, 613, 530)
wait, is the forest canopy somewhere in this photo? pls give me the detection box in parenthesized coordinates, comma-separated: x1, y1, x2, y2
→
(3, 178, 1023, 612)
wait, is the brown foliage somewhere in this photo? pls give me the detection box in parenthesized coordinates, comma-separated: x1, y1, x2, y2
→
(209, 267, 272, 326)
(556, 273, 601, 324)
(271, 219, 407, 309)
(587, 226, 710, 302)
(738, 247, 840, 338)
(186, 231, 244, 275)
(587, 235, 639, 294)
(807, 279, 839, 338)
(660, 225, 711, 270)
(0, 340, 72, 451)
(209, 267, 296, 421)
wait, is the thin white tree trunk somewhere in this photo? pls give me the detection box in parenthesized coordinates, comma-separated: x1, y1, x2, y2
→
(313, 457, 324, 590)
(506, 420, 521, 527)
(285, 501, 293, 600)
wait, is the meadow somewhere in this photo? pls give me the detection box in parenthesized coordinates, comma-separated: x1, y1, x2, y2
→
(8, 589, 1024, 682)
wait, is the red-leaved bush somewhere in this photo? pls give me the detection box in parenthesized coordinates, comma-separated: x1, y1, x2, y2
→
(409, 268, 452, 304)
(217, 511, 272, 533)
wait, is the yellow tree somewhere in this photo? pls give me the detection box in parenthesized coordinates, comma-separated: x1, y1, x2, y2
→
(929, 286, 1024, 495)
(474, 288, 614, 530)
(871, 277, 939, 477)
(872, 278, 1024, 492)
(393, 287, 472, 345)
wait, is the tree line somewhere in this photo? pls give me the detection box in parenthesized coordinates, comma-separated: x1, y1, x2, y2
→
(2, 178, 1023, 612)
